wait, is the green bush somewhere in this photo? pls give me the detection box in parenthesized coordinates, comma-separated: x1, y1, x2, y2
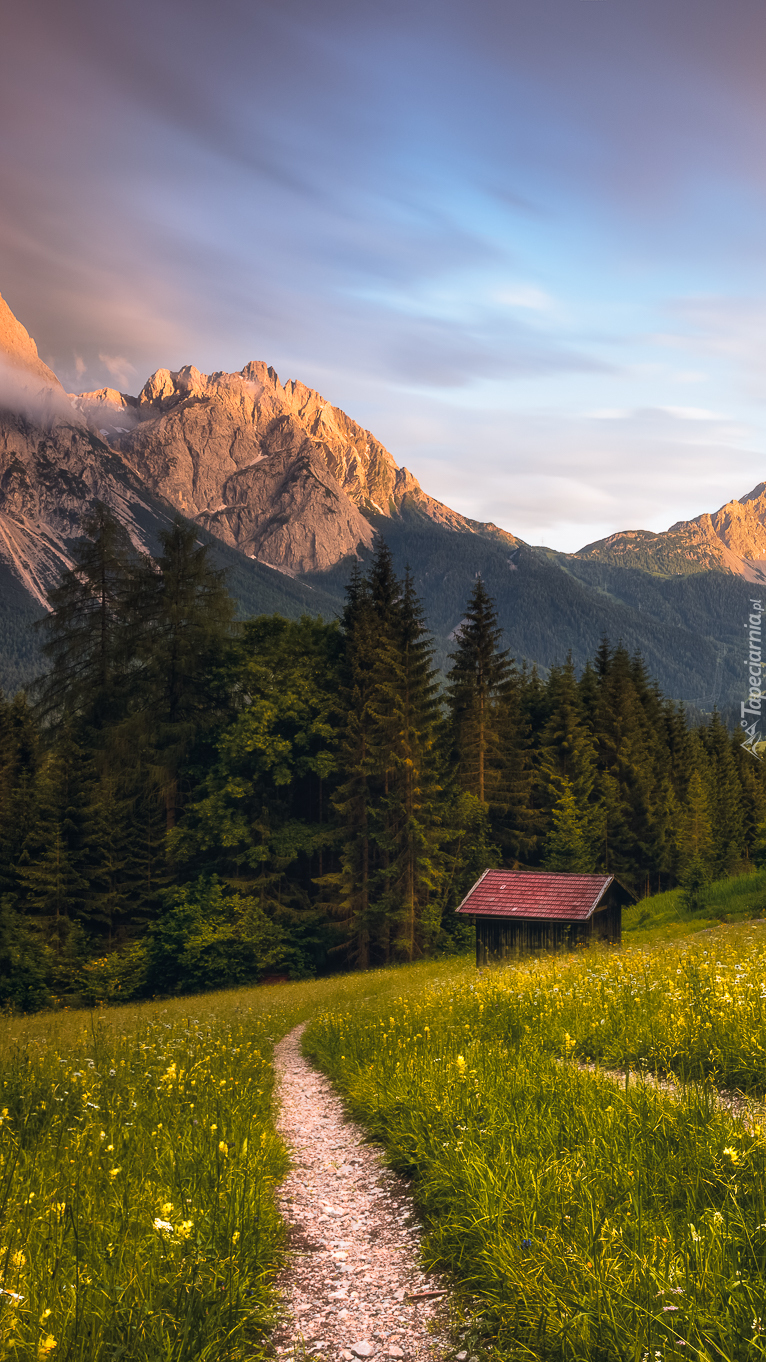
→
(0, 896, 50, 1011)
(146, 876, 285, 994)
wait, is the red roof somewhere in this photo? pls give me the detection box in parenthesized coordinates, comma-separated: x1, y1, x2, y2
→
(456, 870, 614, 922)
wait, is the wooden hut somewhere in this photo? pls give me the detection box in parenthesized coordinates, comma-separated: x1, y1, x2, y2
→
(456, 870, 634, 965)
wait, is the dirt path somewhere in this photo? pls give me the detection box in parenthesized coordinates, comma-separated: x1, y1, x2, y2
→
(271, 1025, 455, 1362)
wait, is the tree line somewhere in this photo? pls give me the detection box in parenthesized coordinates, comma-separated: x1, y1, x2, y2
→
(1, 507, 764, 1008)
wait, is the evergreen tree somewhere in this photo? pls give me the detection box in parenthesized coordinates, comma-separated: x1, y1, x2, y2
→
(331, 565, 379, 966)
(537, 656, 599, 867)
(35, 503, 140, 727)
(17, 724, 92, 942)
(701, 711, 746, 876)
(172, 614, 342, 976)
(494, 670, 537, 866)
(130, 518, 237, 830)
(368, 570, 444, 960)
(676, 742, 715, 888)
(86, 768, 136, 941)
(590, 644, 656, 888)
(445, 578, 512, 805)
(0, 692, 42, 901)
(542, 779, 594, 873)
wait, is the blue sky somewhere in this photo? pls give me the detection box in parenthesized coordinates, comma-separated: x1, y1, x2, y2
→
(2, 0, 766, 550)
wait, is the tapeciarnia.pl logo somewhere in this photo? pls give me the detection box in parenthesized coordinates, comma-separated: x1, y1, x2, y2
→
(741, 598, 765, 759)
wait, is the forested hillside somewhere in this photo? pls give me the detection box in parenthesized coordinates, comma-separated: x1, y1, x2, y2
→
(304, 513, 749, 708)
(2, 507, 764, 1010)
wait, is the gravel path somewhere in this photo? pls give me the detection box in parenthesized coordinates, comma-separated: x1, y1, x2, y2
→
(271, 1025, 454, 1362)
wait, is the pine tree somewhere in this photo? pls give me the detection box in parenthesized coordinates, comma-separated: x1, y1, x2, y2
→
(35, 503, 141, 727)
(537, 655, 599, 866)
(368, 570, 444, 960)
(542, 780, 594, 873)
(676, 740, 715, 880)
(130, 518, 237, 831)
(590, 644, 656, 887)
(701, 711, 746, 876)
(494, 669, 536, 865)
(0, 692, 42, 901)
(332, 564, 379, 966)
(86, 767, 136, 940)
(445, 578, 512, 805)
(18, 726, 92, 941)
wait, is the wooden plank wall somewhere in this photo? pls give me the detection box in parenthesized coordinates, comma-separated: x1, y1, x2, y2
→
(475, 902, 621, 965)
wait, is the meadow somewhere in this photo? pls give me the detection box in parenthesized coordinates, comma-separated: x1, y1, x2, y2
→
(2, 914, 766, 1361)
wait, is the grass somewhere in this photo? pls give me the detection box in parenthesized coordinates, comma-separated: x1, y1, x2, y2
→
(4, 893, 766, 1361)
(0, 967, 468, 1361)
(624, 868, 766, 945)
(305, 945, 766, 1361)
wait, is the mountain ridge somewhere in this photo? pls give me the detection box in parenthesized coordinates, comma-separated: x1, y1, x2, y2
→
(577, 484, 766, 584)
(0, 288, 759, 711)
(70, 361, 520, 574)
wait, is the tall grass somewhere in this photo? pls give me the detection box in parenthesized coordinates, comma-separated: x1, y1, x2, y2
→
(0, 966, 469, 1361)
(0, 997, 287, 1360)
(624, 869, 766, 944)
(468, 924, 766, 1091)
(5, 925, 766, 1361)
(305, 941, 766, 1361)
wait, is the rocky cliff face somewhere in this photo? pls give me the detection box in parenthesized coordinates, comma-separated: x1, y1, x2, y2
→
(0, 291, 64, 394)
(0, 293, 176, 606)
(577, 484, 766, 583)
(0, 288, 520, 598)
(70, 361, 516, 574)
(1, 291, 764, 709)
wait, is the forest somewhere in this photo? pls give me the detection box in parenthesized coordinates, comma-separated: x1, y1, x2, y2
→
(1, 505, 764, 1009)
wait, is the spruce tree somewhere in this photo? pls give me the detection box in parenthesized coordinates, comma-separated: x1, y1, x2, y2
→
(445, 578, 512, 805)
(590, 644, 655, 887)
(332, 564, 379, 966)
(542, 779, 594, 873)
(130, 518, 237, 830)
(0, 692, 42, 902)
(676, 737, 715, 884)
(538, 655, 599, 866)
(368, 570, 444, 960)
(18, 726, 92, 941)
(701, 711, 746, 876)
(35, 503, 140, 727)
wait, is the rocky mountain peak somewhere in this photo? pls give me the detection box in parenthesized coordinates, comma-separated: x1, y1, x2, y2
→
(578, 480, 766, 581)
(0, 291, 64, 391)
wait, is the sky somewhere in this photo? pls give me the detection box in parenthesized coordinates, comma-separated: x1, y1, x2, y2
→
(2, 0, 766, 552)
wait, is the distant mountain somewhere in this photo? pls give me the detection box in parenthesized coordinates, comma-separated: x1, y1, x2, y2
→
(0, 289, 758, 712)
(577, 484, 766, 583)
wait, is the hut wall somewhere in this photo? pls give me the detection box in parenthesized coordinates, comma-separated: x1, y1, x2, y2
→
(475, 916, 591, 965)
(475, 902, 621, 964)
(593, 899, 622, 944)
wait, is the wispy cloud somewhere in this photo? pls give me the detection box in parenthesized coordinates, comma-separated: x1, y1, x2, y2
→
(98, 353, 138, 390)
(2, 0, 766, 549)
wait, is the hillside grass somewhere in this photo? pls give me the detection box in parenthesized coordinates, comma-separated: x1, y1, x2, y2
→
(0, 966, 468, 1361)
(305, 935, 766, 1362)
(624, 867, 766, 945)
(4, 900, 766, 1360)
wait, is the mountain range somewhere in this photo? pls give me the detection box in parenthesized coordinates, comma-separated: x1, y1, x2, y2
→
(0, 288, 762, 712)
